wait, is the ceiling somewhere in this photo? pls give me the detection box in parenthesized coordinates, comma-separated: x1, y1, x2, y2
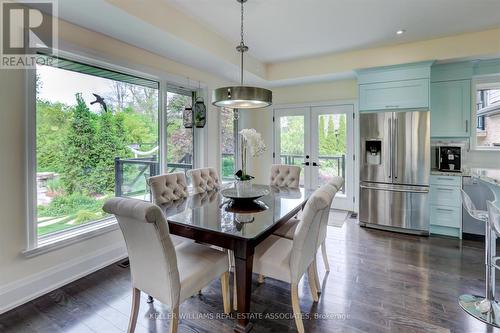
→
(51, 0, 500, 86)
(165, 0, 500, 63)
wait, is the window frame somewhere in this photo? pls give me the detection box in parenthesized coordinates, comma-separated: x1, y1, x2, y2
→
(25, 49, 206, 255)
(472, 75, 500, 151)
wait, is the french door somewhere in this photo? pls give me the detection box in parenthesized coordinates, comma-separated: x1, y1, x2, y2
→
(274, 104, 355, 211)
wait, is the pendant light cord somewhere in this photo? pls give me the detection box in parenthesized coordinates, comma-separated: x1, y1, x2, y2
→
(237, 0, 248, 86)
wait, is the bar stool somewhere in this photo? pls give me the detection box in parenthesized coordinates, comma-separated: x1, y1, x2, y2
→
(459, 190, 500, 327)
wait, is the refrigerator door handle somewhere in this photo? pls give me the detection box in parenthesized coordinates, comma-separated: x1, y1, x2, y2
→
(393, 116, 398, 179)
(360, 184, 429, 193)
(388, 117, 392, 179)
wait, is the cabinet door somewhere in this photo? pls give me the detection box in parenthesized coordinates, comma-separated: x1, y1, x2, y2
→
(431, 80, 471, 137)
(359, 79, 429, 111)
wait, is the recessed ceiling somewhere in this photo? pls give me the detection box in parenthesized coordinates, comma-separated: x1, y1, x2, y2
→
(164, 0, 500, 63)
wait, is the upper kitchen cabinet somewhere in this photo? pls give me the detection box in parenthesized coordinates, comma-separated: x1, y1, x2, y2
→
(356, 61, 433, 112)
(430, 79, 471, 137)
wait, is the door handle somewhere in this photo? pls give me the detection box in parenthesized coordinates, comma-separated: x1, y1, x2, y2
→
(302, 162, 310, 166)
(393, 116, 398, 179)
(312, 162, 321, 167)
(388, 117, 392, 178)
(465, 120, 469, 133)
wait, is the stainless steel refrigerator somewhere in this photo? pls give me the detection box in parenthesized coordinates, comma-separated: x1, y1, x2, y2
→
(359, 111, 430, 234)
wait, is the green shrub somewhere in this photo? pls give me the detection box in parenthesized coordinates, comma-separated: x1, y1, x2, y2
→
(46, 177, 63, 195)
(74, 210, 99, 225)
(37, 192, 107, 218)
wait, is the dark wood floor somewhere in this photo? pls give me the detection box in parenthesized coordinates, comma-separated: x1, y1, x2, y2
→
(2, 219, 500, 333)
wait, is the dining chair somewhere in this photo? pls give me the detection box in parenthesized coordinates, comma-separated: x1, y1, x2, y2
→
(187, 167, 221, 194)
(269, 164, 301, 188)
(103, 197, 231, 333)
(273, 176, 343, 273)
(148, 172, 191, 247)
(252, 184, 336, 333)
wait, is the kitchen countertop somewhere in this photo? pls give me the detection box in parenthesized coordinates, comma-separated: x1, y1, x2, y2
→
(430, 169, 471, 177)
(470, 168, 500, 186)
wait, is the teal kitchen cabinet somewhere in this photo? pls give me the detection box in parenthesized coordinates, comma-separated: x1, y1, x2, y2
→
(429, 175, 462, 238)
(430, 80, 471, 137)
(359, 79, 430, 111)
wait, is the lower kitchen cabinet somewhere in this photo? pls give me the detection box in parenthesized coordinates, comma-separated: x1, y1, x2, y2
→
(429, 175, 462, 238)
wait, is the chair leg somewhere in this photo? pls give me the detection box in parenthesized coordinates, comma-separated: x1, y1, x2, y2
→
(169, 305, 179, 333)
(128, 288, 141, 333)
(257, 274, 265, 283)
(221, 271, 231, 314)
(233, 269, 238, 311)
(321, 240, 330, 272)
(312, 257, 321, 296)
(307, 264, 319, 302)
(291, 284, 305, 333)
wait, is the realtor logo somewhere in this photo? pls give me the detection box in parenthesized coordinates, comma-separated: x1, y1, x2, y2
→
(1, 0, 57, 68)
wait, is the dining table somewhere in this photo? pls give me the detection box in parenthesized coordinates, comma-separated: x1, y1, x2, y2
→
(159, 184, 313, 333)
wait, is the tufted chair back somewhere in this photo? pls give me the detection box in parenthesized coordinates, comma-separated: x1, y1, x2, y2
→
(289, 184, 334, 283)
(317, 181, 340, 250)
(187, 168, 221, 194)
(103, 197, 180, 308)
(148, 172, 189, 205)
(269, 164, 301, 188)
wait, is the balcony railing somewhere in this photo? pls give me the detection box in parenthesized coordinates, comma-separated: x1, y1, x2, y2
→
(114, 154, 193, 198)
(280, 154, 345, 180)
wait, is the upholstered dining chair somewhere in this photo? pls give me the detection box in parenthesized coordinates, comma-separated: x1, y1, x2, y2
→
(103, 197, 231, 333)
(252, 184, 337, 333)
(273, 176, 343, 273)
(148, 172, 191, 247)
(269, 164, 301, 188)
(187, 167, 221, 194)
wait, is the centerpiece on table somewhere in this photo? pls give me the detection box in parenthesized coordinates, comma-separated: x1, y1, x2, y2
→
(220, 128, 269, 207)
(235, 128, 266, 191)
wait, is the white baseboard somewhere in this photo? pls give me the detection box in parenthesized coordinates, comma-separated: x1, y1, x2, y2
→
(0, 243, 127, 315)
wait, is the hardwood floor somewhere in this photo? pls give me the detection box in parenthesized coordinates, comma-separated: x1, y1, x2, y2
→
(1, 218, 500, 333)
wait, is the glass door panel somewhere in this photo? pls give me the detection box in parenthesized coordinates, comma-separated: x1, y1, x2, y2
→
(316, 113, 346, 193)
(311, 105, 354, 211)
(274, 108, 310, 187)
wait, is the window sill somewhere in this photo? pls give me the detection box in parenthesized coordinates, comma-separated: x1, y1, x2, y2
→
(23, 218, 119, 258)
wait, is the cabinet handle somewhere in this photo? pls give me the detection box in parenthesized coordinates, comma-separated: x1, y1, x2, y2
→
(465, 120, 468, 133)
(437, 177, 454, 181)
(436, 208, 454, 212)
(385, 105, 399, 108)
(436, 188, 454, 191)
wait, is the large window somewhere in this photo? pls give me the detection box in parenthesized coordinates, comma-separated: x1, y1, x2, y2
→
(220, 108, 238, 181)
(166, 90, 194, 175)
(476, 82, 500, 149)
(34, 56, 159, 238)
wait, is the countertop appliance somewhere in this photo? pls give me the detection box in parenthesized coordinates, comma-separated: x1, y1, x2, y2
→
(431, 141, 467, 173)
(359, 111, 430, 234)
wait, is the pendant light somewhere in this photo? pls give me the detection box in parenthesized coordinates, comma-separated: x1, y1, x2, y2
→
(212, 0, 272, 109)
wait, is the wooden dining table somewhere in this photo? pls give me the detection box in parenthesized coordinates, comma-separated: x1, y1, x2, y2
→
(159, 184, 313, 333)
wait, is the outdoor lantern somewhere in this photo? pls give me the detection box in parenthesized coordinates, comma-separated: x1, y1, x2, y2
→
(194, 97, 207, 128)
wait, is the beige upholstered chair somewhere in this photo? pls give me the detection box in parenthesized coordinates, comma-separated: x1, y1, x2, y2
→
(148, 172, 189, 204)
(273, 177, 343, 273)
(269, 164, 301, 188)
(148, 172, 190, 247)
(103, 197, 230, 333)
(187, 167, 220, 194)
(253, 184, 337, 333)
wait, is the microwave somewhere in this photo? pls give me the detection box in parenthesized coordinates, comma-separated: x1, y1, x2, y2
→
(431, 142, 467, 173)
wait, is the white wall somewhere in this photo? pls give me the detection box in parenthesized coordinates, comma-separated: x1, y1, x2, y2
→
(0, 18, 230, 313)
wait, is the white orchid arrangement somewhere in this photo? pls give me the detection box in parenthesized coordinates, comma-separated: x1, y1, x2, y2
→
(236, 128, 266, 181)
